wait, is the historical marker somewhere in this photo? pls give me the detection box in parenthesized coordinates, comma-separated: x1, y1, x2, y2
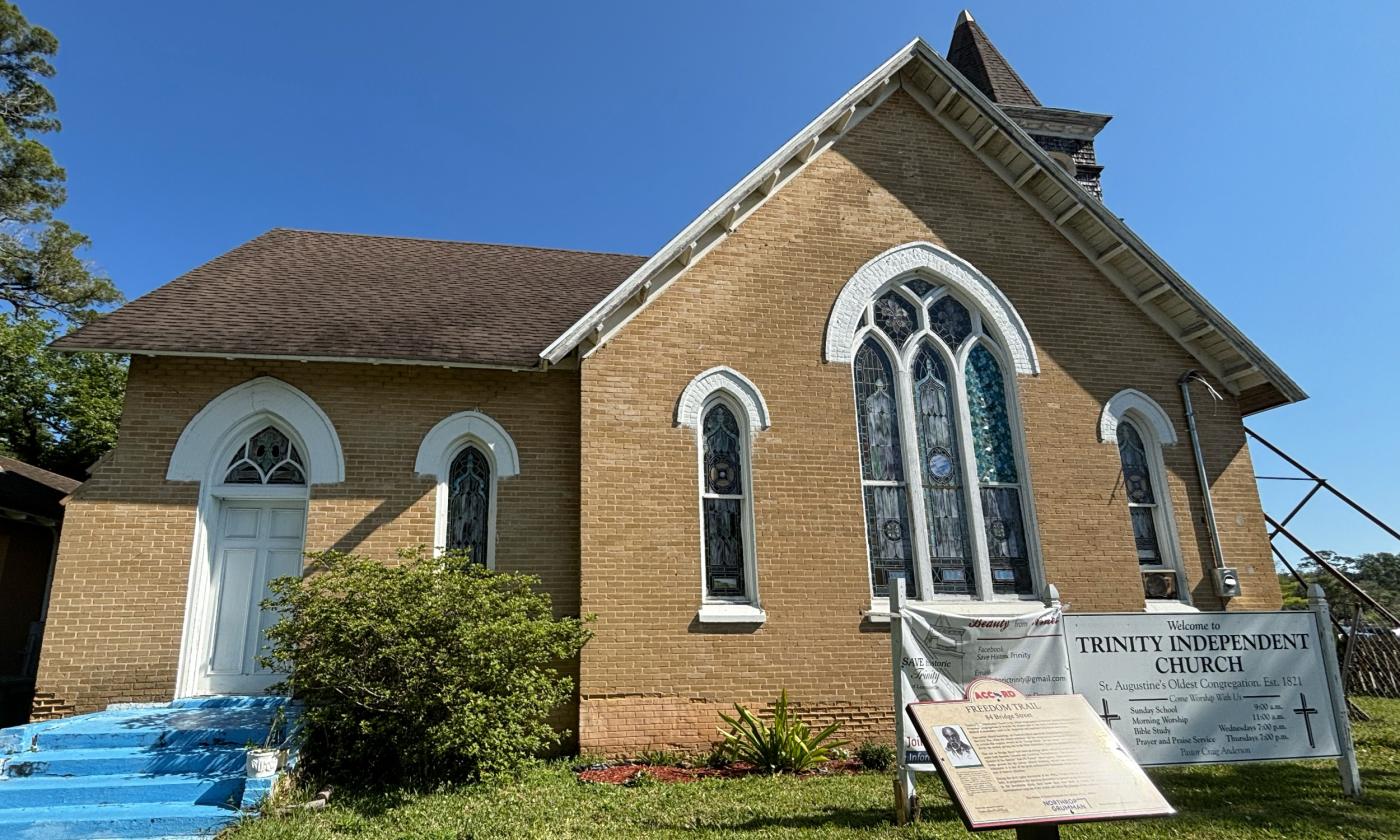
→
(906, 678, 1174, 832)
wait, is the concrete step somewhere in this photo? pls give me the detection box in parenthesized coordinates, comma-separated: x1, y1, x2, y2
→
(0, 800, 241, 839)
(0, 771, 244, 808)
(3, 745, 246, 779)
(31, 707, 276, 752)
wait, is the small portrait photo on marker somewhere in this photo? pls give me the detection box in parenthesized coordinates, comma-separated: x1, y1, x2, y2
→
(939, 725, 981, 768)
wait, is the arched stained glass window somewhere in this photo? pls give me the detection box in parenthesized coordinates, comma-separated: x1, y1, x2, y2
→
(850, 275, 1037, 601)
(224, 426, 306, 485)
(913, 345, 973, 594)
(701, 402, 750, 599)
(965, 346, 1030, 594)
(447, 445, 491, 565)
(1116, 421, 1163, 566)
(854, 338, 916, 597)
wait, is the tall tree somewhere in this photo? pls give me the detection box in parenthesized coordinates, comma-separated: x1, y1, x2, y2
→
(0, 2, 124, 478)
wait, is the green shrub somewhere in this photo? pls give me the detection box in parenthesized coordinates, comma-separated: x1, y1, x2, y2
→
(704, 742, 734, 769)
(856, 741, 895, 771)
(636, 749, 686, 767)
(717, 690, 848, 775)
(260, 546, 592, 785)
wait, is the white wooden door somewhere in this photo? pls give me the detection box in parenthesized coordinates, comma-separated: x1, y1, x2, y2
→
(201, 500, 306, 694)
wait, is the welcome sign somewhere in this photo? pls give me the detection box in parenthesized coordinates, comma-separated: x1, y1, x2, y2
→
(895, 604, 1347, 768)
(1061, 611, 1340, 765)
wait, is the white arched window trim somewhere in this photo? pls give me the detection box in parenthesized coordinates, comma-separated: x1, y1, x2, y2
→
(1100, 389, 1192, 610)
(415, 411, 519, 568)
(678, 368, 768, 624)
(825, 241, 1040, 376)
(171, 377, 344, 699)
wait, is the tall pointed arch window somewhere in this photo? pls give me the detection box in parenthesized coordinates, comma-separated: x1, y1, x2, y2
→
(701, 401, 750, 599)
(447, 444, 492, 565)
(851, 280, 1037, 601)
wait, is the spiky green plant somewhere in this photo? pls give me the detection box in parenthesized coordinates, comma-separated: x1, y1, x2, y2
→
(716, 690, 849, 775)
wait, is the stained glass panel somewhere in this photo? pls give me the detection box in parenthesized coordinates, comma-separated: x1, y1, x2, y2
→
(1117, 422, 1163, 565)
(904, 278, 937, 298)
(704, 498, 746, 598)
(703, 404, 743, 495)
(854, 340, 903, 482)
(928, 295, 972, 349)
(224, 426, 306, 485)
(865, 485, 916, 598)
(447, 445, 491, 565)
(873, 292, 918, 347)
(981, 487, 1032, 594)
(913, 344, 974, 595)
(965, 346, 1019, 485)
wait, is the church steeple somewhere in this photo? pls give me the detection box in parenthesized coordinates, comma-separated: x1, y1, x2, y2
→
(947, 9, 1041, 107)
(947, 10, 1112, 199)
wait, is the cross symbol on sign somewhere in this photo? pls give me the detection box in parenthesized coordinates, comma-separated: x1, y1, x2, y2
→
(1099, 699, 1121, 729)
(1293, 693, 1319, 748)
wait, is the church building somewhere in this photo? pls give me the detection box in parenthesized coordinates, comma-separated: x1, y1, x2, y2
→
(35, 13, 1302, 751)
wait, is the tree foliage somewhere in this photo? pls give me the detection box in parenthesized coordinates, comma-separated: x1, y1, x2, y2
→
(260, 547, 593, 786)
(0, 313, 124, 477)
(1278, 551, 1400, 626)
(0, 3, 124, 477)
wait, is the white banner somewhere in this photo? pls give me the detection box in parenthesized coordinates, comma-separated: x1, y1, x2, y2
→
(897, 603, 1071, 767)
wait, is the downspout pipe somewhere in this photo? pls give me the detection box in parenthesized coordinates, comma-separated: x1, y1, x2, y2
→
(1179, 370, 1226, 571)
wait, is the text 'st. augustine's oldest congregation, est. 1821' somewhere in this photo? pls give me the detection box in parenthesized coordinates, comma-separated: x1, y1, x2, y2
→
(34, 12, 1303, 752)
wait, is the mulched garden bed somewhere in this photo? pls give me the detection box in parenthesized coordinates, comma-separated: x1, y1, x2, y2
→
(575, 758, 866, 785)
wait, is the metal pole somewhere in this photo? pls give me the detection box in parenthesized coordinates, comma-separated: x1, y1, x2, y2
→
(1247, 427, 1400, 544)
(1309, 585, 1362, 799)
(889, 575, 914, 825)
(1340, 603, 1365, 695)
(1268, 515, 1400, 628)
(1179, 372, 1227, 571)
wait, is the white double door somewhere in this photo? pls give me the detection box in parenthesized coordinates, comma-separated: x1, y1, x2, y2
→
(199, 498, 306, 695)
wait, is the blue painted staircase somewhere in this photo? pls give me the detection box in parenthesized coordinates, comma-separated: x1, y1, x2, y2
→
(0, 696, 296, 839)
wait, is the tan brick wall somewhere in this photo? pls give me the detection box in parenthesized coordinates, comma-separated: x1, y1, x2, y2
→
(36, 356, 583, 722)
(576, 90, 1279, 753)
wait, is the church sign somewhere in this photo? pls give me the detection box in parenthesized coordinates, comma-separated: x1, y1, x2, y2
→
(1061, 611, 1340, 765)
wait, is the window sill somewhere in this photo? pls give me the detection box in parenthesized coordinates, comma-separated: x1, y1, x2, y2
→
(697, 604, 767, 624)
(1144, 600, 1199, 614)
(865, 597, 1047, 623)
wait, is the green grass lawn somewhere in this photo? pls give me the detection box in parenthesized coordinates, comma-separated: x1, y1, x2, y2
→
(227, 697, 1400, 840)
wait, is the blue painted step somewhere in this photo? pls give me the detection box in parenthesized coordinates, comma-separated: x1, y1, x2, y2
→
(0, 695, 297, 839)
(0, 800, 242, 840)
(3, 745, 246, 778)
(0, 772, 243, 808)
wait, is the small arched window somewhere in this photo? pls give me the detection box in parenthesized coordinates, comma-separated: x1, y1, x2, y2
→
(701, 401, 751, 600)
(223, 426, 306, 485)
(446, 445, 492, 565)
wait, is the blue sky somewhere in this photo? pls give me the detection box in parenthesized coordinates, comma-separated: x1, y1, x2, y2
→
(24, 1, 1400, 560)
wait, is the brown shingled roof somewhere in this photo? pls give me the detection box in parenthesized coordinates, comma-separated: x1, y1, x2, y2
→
(946, 11, 1041, 107)
(0, 455, 80, 520)
(52, 229, 647, 368)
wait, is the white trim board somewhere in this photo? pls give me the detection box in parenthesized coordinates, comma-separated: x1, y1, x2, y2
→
(541, 37, 1303, 412)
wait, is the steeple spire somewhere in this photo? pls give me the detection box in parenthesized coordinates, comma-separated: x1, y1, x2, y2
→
(945, 10, 1112, 199)
(947, 10, 1041, 107)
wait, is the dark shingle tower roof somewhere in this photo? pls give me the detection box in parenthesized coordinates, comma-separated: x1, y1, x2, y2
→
(946, 10, 1041, 107)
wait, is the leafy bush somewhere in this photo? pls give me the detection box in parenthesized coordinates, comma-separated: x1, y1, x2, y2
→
(704, 742, 734, 769)
(636, 749, 686, 767)
(716, 690, 848, 775)
(261, 546, 592, 785)
(856, 741, 895, 771)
